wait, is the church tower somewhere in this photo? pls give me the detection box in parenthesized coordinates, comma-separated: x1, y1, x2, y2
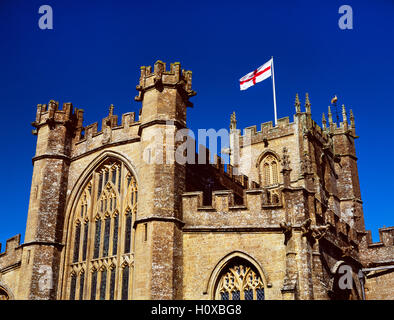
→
(133, 61, 196, 299)
(18, 101, 83, 299)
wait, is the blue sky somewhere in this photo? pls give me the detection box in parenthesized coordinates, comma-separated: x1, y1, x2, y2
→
(0, 0, 393, 247)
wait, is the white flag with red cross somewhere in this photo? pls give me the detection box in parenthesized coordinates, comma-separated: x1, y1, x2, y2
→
(239, 57, 278, 126)
(239, 58, 273, 91)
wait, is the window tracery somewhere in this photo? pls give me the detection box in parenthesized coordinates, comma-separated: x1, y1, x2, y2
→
(215, 259, 265, 300)
(66, 159, 137, 300)
(260, 154, 280, 186)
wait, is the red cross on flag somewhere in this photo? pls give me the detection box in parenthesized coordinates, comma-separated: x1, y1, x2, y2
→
(239, 57, 278, 126)
(239, 58, 273, 91)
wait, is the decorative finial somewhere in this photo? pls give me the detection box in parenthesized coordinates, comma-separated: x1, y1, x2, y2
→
(230, 111, 237, 130)
(328, 106, 333, 124)
(342, 104, 347, 123)
(349, 109, 355, 127)
(109, 104, 114, 116)
(295, 93, 301, 113)
(305, 93, 311, 113)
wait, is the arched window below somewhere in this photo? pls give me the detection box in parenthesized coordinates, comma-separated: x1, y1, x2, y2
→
(214, 258, 265, 300)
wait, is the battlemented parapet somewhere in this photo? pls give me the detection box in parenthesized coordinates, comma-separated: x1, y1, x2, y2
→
(0, 234, 22, 300)
(360, 227, 394, 267)
(72, 106, 140, 158)
(182, 188, 285, 230)
(0, 234, 22, 272)
(359, 227, 394, 300)
(5, 59, 391, 300)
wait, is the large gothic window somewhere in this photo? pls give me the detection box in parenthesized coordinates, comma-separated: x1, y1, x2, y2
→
(260, 154, 279, 186)
(66, 159, 137, 300)
(215, 259, 265, 300)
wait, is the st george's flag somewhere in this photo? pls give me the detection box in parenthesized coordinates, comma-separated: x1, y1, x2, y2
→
(239, 58, 273, 90)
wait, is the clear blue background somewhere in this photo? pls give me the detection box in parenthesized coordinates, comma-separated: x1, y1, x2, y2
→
(0, 0, 393, 248)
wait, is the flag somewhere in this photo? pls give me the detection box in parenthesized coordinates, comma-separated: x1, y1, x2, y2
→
(239, 58, 273, 91)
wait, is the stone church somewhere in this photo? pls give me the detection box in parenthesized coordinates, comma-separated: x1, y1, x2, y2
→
(0, 61, 393, 300)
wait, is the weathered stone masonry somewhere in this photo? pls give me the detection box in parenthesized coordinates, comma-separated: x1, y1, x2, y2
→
(0, 61, 392, 300)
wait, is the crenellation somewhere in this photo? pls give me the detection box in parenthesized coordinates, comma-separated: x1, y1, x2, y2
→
(135, 60, 196, 103)
(121, 112, 136, 127)
(261, 120, 273, 132)
(239, 120, 296, 147)
(2, 60, 392, 300)
(0, 234, 21, 258)
(277, 116, 290, 127)
(366, 227, 394, 248)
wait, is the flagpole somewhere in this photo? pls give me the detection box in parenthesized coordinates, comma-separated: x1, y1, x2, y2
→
(271, 56, 278, 126)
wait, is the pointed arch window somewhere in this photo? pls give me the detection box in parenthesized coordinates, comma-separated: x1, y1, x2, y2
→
(260, 154, 280, 186)
(121, 265, 130, 300)
(90, 268, 98, 300)
(66, 159, 138, 300)
(215, 259, 265, 300)
(100, 267, 107, 300)
(69, 273, 77, 300)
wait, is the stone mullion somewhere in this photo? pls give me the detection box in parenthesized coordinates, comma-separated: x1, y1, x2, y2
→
(77, 208, 84, 263)
(75, 271, 80, 301)
(128, 263, 133, 300)
(97, 269, 103, 300)
(84, 172, 99, 300)
(115, 162, 126, 300)
(105, 266, 111, 300)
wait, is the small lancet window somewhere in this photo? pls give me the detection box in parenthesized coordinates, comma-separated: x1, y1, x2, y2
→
(104, 170, 109, 186)
(124, 211, 132, 254)
(69, 273, 77, 300)
(90, 269, 98, 300)
(82, 222, 89, 261)
(109, 267, 116, 300)
(72, 223, 81, 263)
(98, 172, 103, 199)
(112, 214, 119, 256)
(121, 265, 129, 300)
(111, 168, 116, 185)
(79, 272, 85, 300)
(93, 219, 102, 259)
(100, 268, 107, 300)
(103, 217, 111, 257)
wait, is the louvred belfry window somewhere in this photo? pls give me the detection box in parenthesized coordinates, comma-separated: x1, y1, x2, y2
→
(66, 159, 137, 300)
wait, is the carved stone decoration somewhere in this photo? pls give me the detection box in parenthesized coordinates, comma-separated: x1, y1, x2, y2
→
(230, 111, 237, 131)
(294, 93, 301, 113)
(301, 218, 330, 242)
(340, 245, 354, 258)
(303, 152, 312, 173)
(311, 224, 330, 241)
(102, 120, 112, 145)
(280, 222, 293, 244)
(282, 147, 290, 169)
(301, 218, 312, 237)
